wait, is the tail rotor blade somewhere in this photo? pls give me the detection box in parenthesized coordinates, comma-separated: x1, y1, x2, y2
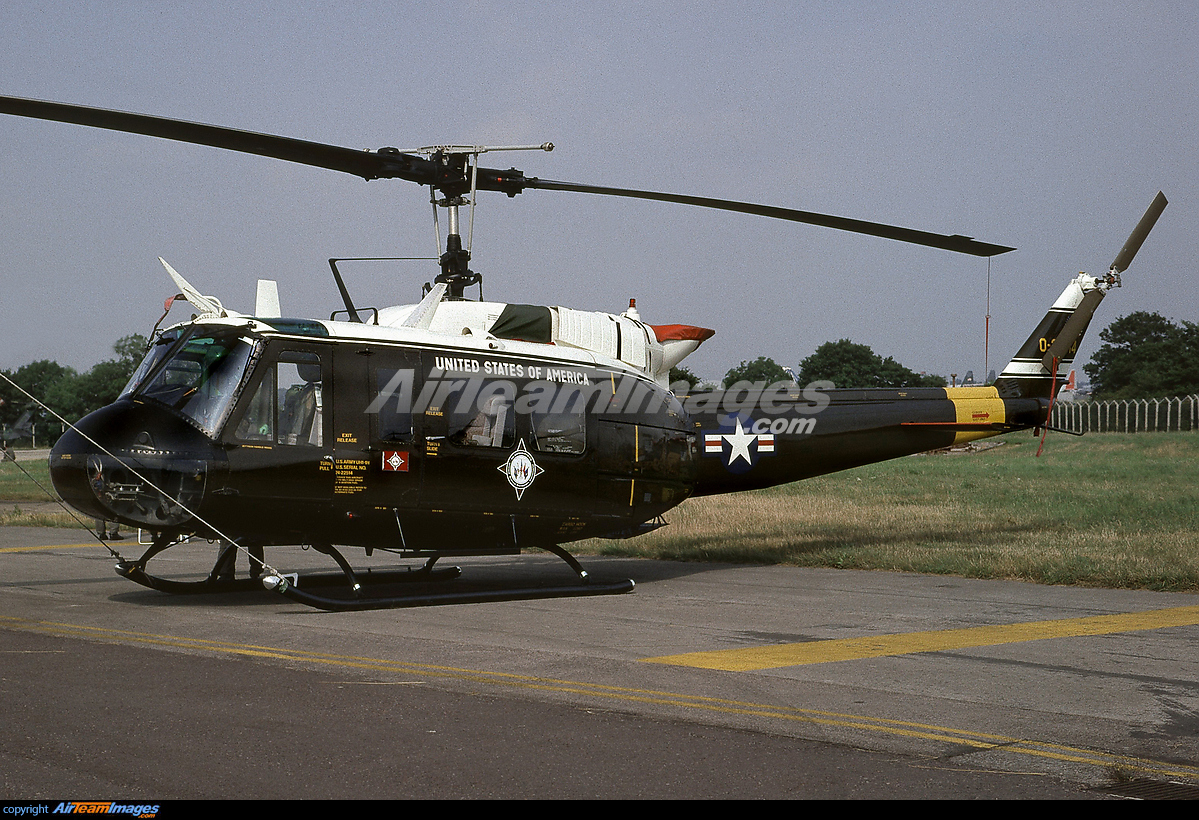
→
(1111, 191, 1168, 274)
(1043, 191, 1169, 371)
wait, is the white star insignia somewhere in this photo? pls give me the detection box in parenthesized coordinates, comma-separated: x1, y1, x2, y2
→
(722, 418, 758, 466)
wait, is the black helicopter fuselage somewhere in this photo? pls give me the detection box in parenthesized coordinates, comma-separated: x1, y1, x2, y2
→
(49, 309, 1055, 559)
(47, 265, 1134, 571)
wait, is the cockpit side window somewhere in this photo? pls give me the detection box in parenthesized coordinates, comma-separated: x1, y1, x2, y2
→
(233, 350, 325, 447)
(531, 410, 586, 455)
(235, 364, 276, 442)
(279, 357, 324, 446)
(448, 386, 516, 449)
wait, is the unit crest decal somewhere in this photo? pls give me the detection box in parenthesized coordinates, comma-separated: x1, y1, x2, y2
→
(382, 450, 410, 472)
(498, 439, 545, 499)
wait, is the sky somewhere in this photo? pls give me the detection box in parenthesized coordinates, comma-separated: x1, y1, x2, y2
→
(1, 1, 1196, 387)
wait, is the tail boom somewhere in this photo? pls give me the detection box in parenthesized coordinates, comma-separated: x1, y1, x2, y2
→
(690, 385, 1044, 496)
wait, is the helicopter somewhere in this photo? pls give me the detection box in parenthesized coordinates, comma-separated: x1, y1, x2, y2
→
(0, 95, 1168, 610)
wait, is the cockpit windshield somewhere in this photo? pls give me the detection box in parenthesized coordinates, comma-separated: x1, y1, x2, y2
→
(120, 330, 182, 399)
(127, 329, 259, 438)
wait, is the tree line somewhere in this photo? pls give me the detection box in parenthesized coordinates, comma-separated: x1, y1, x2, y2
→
(0, 335, 147, 438)
(676, 311, 1199, 401)
(672, 338, 949, 391)
(1082, 311, 1199, 400)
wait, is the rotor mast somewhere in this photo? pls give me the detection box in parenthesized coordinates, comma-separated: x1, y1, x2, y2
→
(414, 143, 555, 300)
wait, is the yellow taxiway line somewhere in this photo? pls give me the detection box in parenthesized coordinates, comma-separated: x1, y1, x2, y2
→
(3, 615, 1199, 784)
(641, 605, 1199, 671)
(0, 542, 103, 553)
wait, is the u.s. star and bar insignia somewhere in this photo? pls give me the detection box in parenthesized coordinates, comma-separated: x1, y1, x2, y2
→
(702, 413, 776, 474)
(498, 439, 545, 499)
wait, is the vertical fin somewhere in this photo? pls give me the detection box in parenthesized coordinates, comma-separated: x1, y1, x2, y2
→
(996, 192, 1167, 401)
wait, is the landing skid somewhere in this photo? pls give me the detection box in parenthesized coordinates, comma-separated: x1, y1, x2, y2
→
(262, 543, 635, 611)
(264, 574, 636, 611)
(115, 561, 462, 595)
(114, 535, 634, 610)
(115, 535, 461, 597)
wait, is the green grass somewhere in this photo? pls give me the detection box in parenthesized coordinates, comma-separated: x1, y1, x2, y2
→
(0, 504, 86, 529)
(584, 432, 1199, 591)
(0, 458, 56, 502)
(0, 458, 87, 528)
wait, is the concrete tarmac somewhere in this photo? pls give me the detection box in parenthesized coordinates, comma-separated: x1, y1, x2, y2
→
(3, 525, 1199, 800)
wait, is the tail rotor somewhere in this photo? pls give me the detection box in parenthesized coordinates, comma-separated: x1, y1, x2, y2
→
(1041, 191, 1168, 372)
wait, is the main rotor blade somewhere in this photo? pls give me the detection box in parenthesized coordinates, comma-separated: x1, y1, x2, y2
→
(1, 95, 1015, 257)
(524, 178, 1015, 257)
(1110, 191, 1168, 273)
(0, 94, 430, 182)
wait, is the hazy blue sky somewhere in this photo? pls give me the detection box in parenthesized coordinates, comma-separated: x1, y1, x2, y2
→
(2, 1, 1195, 385)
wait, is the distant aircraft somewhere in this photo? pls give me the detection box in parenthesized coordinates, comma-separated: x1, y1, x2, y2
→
(0, 408, 34, 446)
(1056, 370, 1081, 401)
